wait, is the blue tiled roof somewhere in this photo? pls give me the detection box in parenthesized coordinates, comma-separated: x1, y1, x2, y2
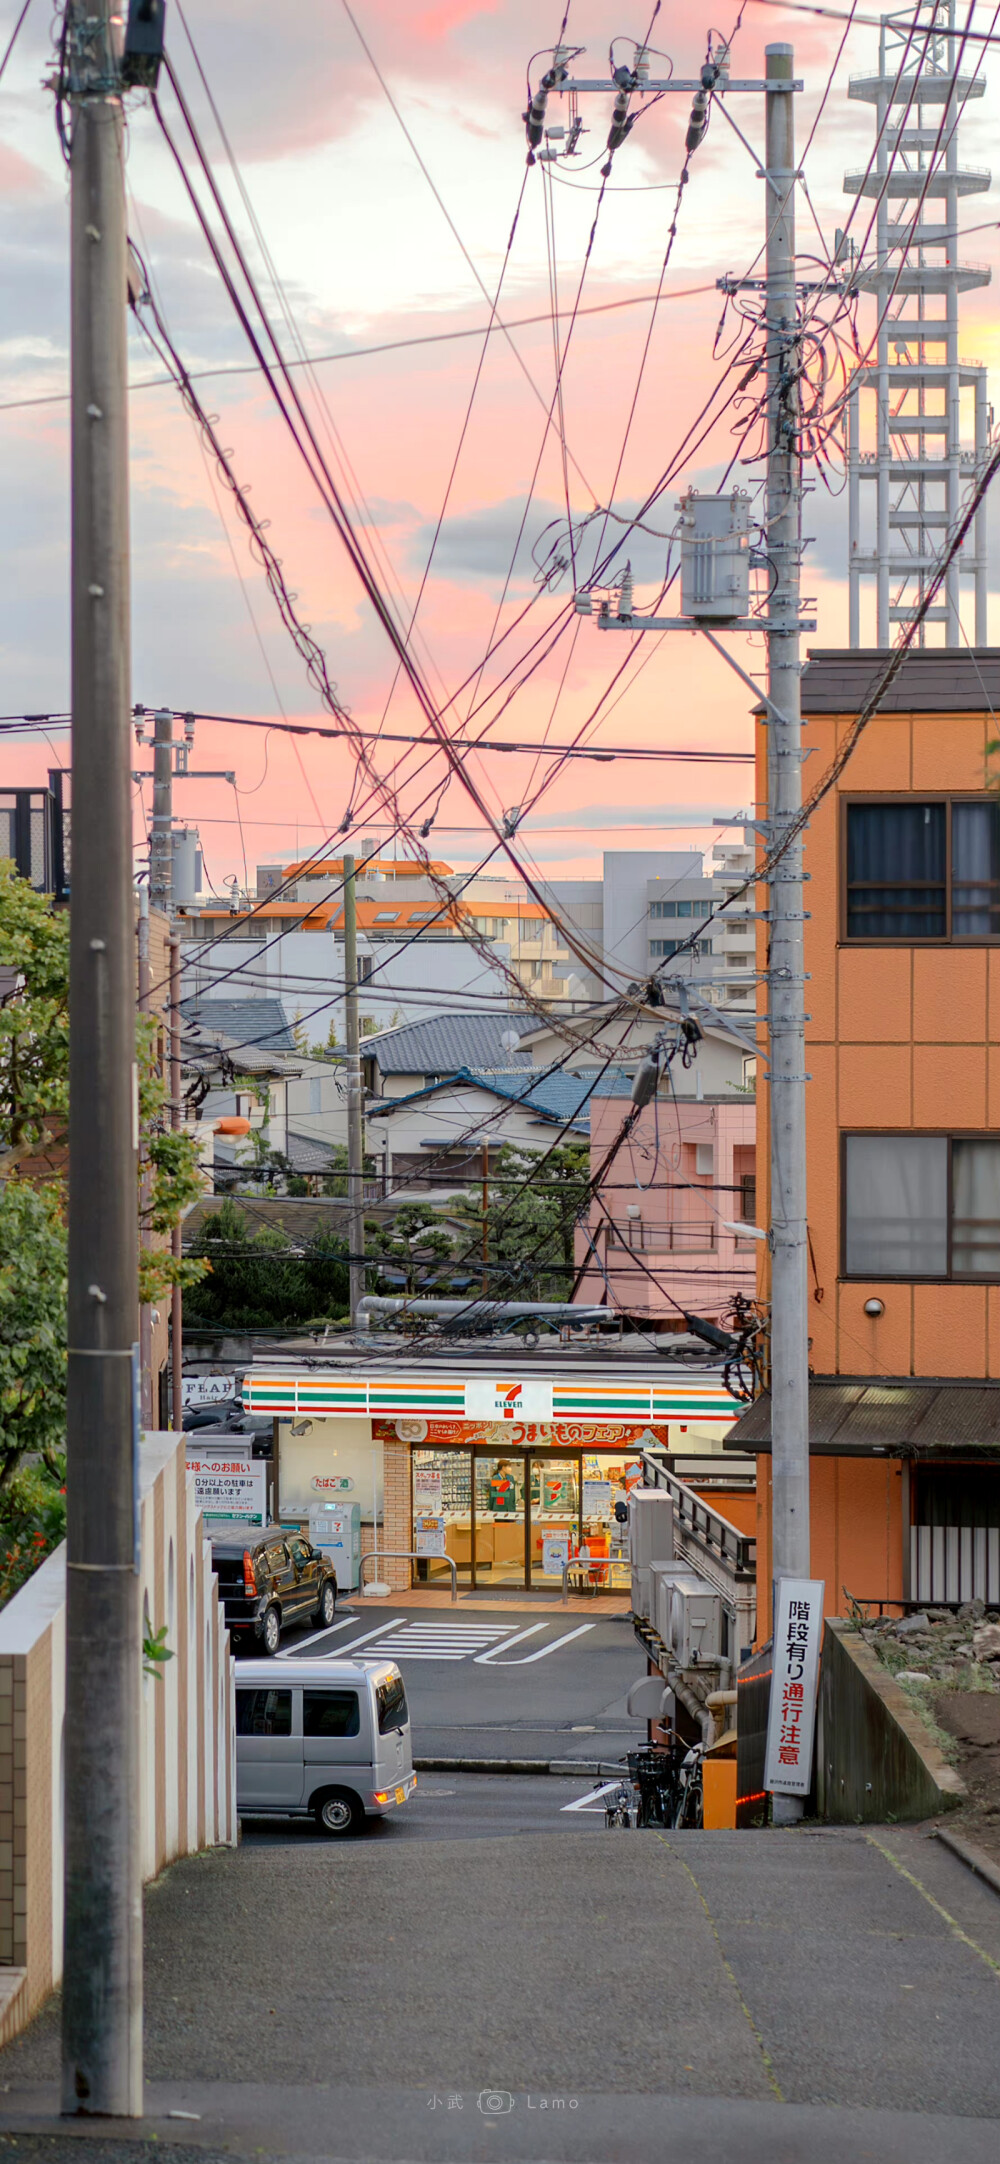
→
(362, 1010, 537, 1074)
(369, 1064, 600, 1133)
(179, 997, 296, 1054)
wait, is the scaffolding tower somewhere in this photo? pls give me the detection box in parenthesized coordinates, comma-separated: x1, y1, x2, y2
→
(846, 2, 991, 646)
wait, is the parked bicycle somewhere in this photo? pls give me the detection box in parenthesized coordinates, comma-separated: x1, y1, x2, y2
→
(672, 1741, 705, 1829)
(596, 1737, 705, 1831)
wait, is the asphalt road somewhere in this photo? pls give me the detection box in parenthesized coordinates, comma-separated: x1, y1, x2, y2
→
(268, 1603, 642, 1764)
(3, 1821, 1000, 2164)
(240, 1770, 620, 1845)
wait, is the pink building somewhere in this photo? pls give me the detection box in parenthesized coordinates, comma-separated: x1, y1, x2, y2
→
(578, 1089, 757, 1326)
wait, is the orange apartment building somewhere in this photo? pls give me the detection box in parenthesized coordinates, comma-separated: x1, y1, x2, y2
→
(732, 648, 1000, 1629)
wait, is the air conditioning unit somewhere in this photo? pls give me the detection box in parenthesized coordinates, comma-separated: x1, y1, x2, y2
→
(678, 488, 751, 621)
(650, 1564, 723, 1666)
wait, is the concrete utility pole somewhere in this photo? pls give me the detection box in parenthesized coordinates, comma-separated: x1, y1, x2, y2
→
(137, 889, 152, 1428)
(62, 0, 143, 2115)
(764, 43, 811, 1822)
(343, 855, 366, 1325)
(148, 707, 173, 915)
(169, 934, 183, 1431)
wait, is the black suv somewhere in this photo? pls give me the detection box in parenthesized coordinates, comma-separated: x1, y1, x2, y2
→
(210, 1524, 337, 1655)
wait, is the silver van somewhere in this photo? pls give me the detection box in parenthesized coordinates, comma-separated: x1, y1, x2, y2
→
(235, 1658, 416, 1836)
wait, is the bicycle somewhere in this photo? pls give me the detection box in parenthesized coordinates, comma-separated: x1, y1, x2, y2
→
(603, 1774, 633, 1828)
(672, 1741, 705, 1829)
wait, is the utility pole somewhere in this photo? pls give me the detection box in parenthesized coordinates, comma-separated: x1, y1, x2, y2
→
(169, 934, 184, 1431)
(61, 0, 142, 2116)
(148, 707, 173, 915)
(137, 889, 152, 1428)
(764, 42, 811, 1823)
(481, 1141, 490, 1295)
(343, 855, 366, 1325)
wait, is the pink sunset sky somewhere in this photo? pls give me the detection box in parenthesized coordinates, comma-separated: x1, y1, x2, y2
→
(2, 1, 1000, 892)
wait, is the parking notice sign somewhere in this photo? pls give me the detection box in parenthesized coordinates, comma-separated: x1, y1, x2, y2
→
(187, 1452, 267, 1525)
(764, 1576, 825, 1798)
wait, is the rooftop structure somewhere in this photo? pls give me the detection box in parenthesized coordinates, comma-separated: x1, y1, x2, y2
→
(846, 0, 991, 645)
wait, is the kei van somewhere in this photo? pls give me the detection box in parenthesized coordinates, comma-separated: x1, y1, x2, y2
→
(235, 1658, 415, 1836)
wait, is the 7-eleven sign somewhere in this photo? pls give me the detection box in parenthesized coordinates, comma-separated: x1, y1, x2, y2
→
(465, 1378, 554, 1421)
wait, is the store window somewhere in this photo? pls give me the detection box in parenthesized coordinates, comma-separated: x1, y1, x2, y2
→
(845, 799, 1000, 941)
(843, 1134, 1000, 1278)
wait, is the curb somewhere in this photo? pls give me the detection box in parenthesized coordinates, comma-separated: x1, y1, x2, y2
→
(934, 1823, 1000, 1898)
(414, 1756, 609, 1778)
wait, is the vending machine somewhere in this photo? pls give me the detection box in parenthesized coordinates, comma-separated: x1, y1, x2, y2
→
(309, 1502, 361, 1592)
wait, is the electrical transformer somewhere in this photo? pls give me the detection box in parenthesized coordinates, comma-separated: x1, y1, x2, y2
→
(678, 488, 751, 620)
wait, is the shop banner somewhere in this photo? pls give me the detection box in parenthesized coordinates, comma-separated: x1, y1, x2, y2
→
(413, 1467, 443, 1511)
(764, 1577, 825, 1798)
(582, 1479, 613, 1515)
(374, 1419, 670, 1450)
(541, 1533, 571, 1577)
(187, 1450, 267, 1525)
(414, 1515, 447, 1558)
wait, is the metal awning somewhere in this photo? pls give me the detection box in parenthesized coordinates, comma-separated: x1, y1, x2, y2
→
(726, 1379, 1000, 1457)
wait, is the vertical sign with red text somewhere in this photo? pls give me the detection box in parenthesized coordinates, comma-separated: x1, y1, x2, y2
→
(764, 1577, 825, 1798)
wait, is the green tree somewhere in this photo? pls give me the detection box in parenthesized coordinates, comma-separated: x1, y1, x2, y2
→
(366, 1202, 455, 1294)
(0, 1183, 67, 1486)
(183, 1198, 349, 1331)
(455, 1140, 590, 1301)
(0, 859, 206, 1495)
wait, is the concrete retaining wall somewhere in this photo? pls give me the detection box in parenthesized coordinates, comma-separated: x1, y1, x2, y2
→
(0, 1433, 236, 2046)
(816, 1619, 966, 1823)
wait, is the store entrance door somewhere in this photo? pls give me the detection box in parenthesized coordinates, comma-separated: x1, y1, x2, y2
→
(473, 1450, 528, 1587)
(528, 1456, 581, 1588)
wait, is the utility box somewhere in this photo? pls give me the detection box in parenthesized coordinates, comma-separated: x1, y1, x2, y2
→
(309, 1502, 361, 1592)
(678, 488, 751, 620)
(651, 1562, 703, 1648)
(632, 1566, 652, 1622)
(629, 1488, 674, 1569)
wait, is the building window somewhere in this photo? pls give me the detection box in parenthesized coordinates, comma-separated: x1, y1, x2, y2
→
(373, 910, 399, 923)
(649, 938, 711, 959)
(845, 799, 1000, 941)
(650, 899, 706, 920)
(843, 1134, 1000, 1278)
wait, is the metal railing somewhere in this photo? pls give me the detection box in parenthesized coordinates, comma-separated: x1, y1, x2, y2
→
(358, 1550, 458, 1604)
(641, 1450, 755, 1577)
(560, 1555, 630, 1597)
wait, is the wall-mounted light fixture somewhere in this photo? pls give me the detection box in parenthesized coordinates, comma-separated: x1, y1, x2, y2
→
(863, 1298, 885, 1319)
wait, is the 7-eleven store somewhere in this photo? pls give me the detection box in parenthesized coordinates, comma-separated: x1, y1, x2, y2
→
(242, 1361, 742, 1594)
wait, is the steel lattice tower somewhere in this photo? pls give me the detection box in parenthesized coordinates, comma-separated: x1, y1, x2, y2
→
(846, 2, 991, 646)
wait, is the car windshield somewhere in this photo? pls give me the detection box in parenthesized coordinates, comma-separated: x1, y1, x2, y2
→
(375, 1672, 408, 1734)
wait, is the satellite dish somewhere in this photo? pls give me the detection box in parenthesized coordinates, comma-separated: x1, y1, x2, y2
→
(500, 1029, 521, 1052)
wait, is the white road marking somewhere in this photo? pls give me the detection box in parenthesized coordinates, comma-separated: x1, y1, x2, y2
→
(561, 1781, 622, 1813)
(278, 1618, 407, 1659)
(474, 1623, 597, 1665)
(272, 1612, 367, 1656)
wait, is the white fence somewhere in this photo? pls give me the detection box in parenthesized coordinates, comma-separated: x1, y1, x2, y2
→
(910, 1523, 1000, 1607)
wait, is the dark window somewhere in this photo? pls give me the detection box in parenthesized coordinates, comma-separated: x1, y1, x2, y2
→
(740, 1174, 757, 1224)
(264, 1543, 288, 1574)
(236, 1689, 292, 1737)
(649, 938, 711, 960)
(287, 1538, 311, 1566)
(303, 1689, 360, 1738)
(843, 1134, 1000, 1279)
(846, 799, 1000, 941)
(375, 1673, 408, 1734)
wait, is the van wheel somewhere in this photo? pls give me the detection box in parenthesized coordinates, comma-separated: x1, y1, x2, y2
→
(314, 1580, 336, 1629)
(314, 1789, 364, 1837)
(260, 1605, 281, 1656)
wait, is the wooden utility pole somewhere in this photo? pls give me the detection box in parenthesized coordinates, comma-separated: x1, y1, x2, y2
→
(343, 855, 366, 1324)
(61, 0, 143, 2115)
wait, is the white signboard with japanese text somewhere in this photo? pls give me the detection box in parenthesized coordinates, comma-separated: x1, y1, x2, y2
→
(582, 1480, 612, 1516)
(764, 1577, 825, 1798)
(413, 1466, 443, 1512)
(186, 1449, 266, 1526)
(414, 1515, 447, 1558)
